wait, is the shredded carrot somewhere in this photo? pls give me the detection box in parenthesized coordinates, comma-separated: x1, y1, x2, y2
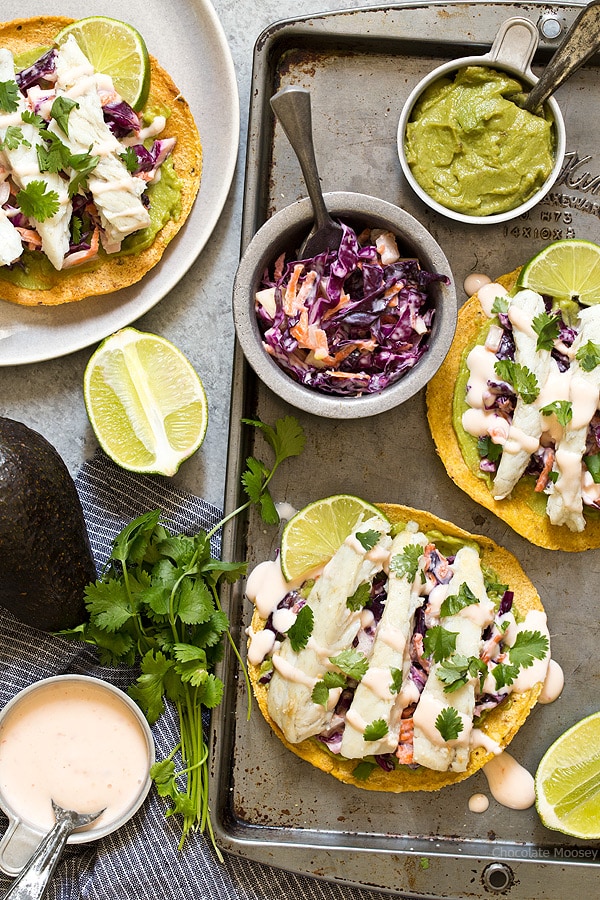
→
(62, 227, 100, 269)
(395, 716, 414, 765)
(534, 448, 555, 493)
(283, 264, 305, 314)
(15, 227, 42, 249)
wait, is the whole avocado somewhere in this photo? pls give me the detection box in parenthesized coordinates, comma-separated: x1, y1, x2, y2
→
(0, 417, 96, 631)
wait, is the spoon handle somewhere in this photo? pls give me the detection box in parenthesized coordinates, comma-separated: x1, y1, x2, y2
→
(526, 0, 600, 110)
(270, 86, 332, 229)
(1, 818, 73, 900)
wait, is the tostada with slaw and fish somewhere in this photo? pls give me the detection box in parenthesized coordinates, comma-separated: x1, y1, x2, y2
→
(246, 499, 552, 792)
(427, 240, 600, 550)
(0, 16, 201, 305)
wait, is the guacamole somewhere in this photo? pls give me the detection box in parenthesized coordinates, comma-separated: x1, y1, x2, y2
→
(404, 66, 555, 216)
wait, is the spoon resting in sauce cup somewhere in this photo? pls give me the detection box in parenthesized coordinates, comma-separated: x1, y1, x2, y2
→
(0, 675, 154, 881)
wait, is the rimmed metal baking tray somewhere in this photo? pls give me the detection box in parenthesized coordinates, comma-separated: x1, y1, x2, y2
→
(211, 3, 600, 897)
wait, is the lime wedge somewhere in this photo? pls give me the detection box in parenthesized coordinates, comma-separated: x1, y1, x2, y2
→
(280, 495, 387, 581)
(517, 239, 600, 307)
(55, 17, 150, 110)
(84, 327, 208, 476)
(535, 711, 600, 839)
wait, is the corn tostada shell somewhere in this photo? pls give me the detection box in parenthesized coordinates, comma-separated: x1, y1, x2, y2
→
(426, 269, 600, 551)
(0, 16, 202, 306)
(248, 502, 544, 792)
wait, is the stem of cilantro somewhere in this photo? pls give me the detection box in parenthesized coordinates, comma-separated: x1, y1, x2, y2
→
(58, 416, 305, 861)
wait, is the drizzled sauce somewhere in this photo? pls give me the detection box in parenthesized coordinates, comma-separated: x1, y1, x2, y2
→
(482, 752, 535, 810)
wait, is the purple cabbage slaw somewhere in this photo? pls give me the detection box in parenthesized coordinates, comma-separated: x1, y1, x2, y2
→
(256, 221, 450, 397)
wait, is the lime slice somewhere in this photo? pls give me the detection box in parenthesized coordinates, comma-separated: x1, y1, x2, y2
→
(517, 239, 600, 307)
(535, 711, 600, 839)
(84, 327, 208, 476)
(280, 495, 387, 581)
(55, 17, 150, 110)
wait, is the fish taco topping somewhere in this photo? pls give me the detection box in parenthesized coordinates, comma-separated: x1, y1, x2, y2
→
(0, 17, 201, 305)
(427, 260, 600, 550)
(246, 503, 550, 791)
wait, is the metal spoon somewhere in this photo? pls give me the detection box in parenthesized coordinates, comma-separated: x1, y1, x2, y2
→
(1, 802, 104, 900)
(522, 0, 600, 112)
(270, 86, 343, 257)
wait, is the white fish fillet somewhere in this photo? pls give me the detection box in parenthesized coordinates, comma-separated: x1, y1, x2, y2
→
(546, 305, 600, 531)
(267, 515, 391, 745)
(0, 207, 22, 266)
(50, 37, 150, 247)
(493, 290, 552, 500)
(0, 49, 71, 270)
(412, 545, 492, 773)
(340, 528, 427, 759)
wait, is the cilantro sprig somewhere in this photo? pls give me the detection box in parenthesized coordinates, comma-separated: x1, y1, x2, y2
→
(576, 339, 600, 372)
(389, 544, 422, 583)
(532, 311, 560, 352)
(15, 180, 60, 222)
(435, 706, 464, 742)
(494, 360, 539, 404)
(541, 400, 573, 428)
(60, 416, 305, 856)
(0, 79, 19, 113)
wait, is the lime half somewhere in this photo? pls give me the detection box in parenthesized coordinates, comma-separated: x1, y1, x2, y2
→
(55, 17, 150, 110)
(84, 327, 208, 476)
(280, 495, 387, 582)
(535, 711, 600, 839)
(517, 239, 600, 307)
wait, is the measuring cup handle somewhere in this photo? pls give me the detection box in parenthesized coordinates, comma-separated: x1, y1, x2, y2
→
(487, 16, 539, 75)
(1, 818, 71, 900)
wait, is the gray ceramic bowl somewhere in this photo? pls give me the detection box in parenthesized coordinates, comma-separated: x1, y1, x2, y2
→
(232, 192, 457, 419)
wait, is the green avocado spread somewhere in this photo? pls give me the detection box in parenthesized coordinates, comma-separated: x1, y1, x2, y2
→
(404, 66, 555, 217)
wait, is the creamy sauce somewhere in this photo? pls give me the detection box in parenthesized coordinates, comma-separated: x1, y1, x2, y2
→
(245, 559, 298, 620)
(539, 659, 564, 704)
(464, 273, 491, 297)
(477, 282, 508, 317)
(468, 792, 490, 813)
(0, 680, 149, 831)
(482, 751, 535, 809)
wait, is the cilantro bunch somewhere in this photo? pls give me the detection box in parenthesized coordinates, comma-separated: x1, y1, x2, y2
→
(61, 416, 305, 855)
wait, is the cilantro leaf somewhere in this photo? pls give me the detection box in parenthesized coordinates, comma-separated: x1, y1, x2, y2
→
(478, 434, 502, 463)
(491, 296, 510, 315)
(120, 146, 139, 172)
(286, 604, 314, 651)
(389, 544, 422, 583)
(584, 453, 600, 484)
(437, 653, 487, 693)
(435, 707, 464, 742)
(508, 629, 549, 669)
(355, 529, 381, 551)
(329, 649, 368, 682)
(494, 360, 539, 404)
(440, 582, 478, 618)
(68, 148, 100, 198)
(0, 79, 19, 113)
(311, 670, 347, 707)
(15, 180, 60, 222)
(239, 416, 305, 525)
(0, 125, 30, 151)
(128, 650, 174, 724)
(363, 718, 389, 741)
(423, 625, 458, 662)
(50, 95, 79, 136)
(352, 761, 377, 781)
(21, 109, 44, 128)
(541, 400, 573, 428)
(390, 667, 403, 694)
(576, 339, 600, 372)
(532, 311, 560, 352)
(36, 131, 72, 174)
(346, 581, 371, 612)
(491, 661, 520, 690)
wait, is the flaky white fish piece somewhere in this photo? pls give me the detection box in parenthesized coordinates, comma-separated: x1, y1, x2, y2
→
(412, 545, 494, 773)
(0, 48, 71, 270)
(340, 527, 427, 759)
(493, 289, 552, 500)
(267, 514, 391, 745)
(49, 36, 150, 248)
(0, 207, 22, 266)
(546, 305, 600, 531)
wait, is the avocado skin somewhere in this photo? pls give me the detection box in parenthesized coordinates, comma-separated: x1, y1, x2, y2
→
(0, 417, 97, 631)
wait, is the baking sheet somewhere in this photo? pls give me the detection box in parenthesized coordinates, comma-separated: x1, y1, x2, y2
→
(212, 3, 600, 897)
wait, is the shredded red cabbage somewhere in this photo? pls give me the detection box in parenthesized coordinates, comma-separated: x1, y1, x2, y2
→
(256, 221, 450, 397)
